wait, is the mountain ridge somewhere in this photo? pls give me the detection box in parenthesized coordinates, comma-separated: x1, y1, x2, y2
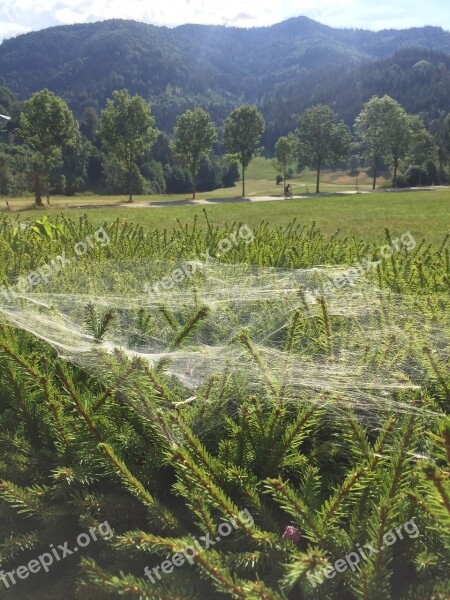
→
(1, 17, 450, 147)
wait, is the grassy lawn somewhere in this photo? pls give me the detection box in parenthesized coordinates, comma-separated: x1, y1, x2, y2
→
(2, 156, 446, 245)
(6, 188, 449, 247)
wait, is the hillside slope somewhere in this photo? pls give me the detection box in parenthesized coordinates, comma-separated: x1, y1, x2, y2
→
(1, 17, 450, 144)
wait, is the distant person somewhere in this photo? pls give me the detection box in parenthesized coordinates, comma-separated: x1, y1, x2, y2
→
(284, 183, 292, 196)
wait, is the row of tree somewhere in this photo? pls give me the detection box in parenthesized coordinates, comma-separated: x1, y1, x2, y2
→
(0, 88, 242, 203)
(10, 88, 268, 203)
(1, 87, 445, 202)
(273, 96, 439, 193)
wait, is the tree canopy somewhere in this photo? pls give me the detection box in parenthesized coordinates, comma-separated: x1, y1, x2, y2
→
(223, 105, 265, 197)
(18, 88, 77, 204)
(355, 95, 411, 189)
(98, 89, 158, 202)
(296, 105, 351, 193)
(171, 108, 217, 199)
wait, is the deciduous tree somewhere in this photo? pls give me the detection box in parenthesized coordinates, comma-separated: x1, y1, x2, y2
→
(405, 115, 437, 186)
(274, 134, 297, 190)
(223, 105, 265, 197)
(355, 95, 411, 189)
(171, 108, 217, 199)
(98, 89, 157, 202)
(19, 89, 77, 205)
(296, 105, 350, 193)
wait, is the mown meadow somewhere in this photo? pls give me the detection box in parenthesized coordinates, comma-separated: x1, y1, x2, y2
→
(1, 190, 449, 250)
(0, 213, 448, 599)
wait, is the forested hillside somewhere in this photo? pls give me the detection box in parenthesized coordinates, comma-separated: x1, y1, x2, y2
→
(2, 17, 450, 145)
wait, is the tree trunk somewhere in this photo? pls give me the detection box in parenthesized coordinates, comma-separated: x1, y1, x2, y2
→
(316, 160, 321, 194)
(128, 168, 133, 203)
(192, 168, 196, 199)
(242, 164, 245, 197)
(283, 171, 286, 191)
(34, 172, 42, 206)
(438, 151, 444, 184)
(393, 159, 398, 188)
(372, 157, 378, 190)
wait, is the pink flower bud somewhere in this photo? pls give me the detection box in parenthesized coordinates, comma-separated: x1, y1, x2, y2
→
(282, 525, 301, 544)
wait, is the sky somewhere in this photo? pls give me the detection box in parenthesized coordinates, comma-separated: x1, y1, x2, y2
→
(1, 0, 449, 42)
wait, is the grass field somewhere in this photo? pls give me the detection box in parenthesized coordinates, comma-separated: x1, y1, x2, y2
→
(1, 157, 447, 246)
(4, 189, 449, 247)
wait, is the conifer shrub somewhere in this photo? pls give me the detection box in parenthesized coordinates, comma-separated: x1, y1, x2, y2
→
(0, 215, 448, 599)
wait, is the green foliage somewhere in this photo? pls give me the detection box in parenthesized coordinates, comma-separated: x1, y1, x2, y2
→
(51, 131, 91, 196)
(80, 107, 99, 143)
(104, 159, 148, 196)
(140, 160, 166, 194)
(30, 215, 66, 240)
(223, 105, 265, 197)
(405, 116, 438, 179)
(355, 95, 413, 189)
(385, 103, 412, 187)
(0, 144, 31, 197)
(273, 135, 298, 189)
(163, 163, 193, 195)
(98, 89, 158, 202)
(261, 46, 450, 148)
(296, 105, 351, 193)
(171, 108, 217, 199)
(18, 89, 78, 204)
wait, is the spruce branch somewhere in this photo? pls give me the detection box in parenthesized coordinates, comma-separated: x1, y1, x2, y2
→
(235, 330, 279, 398)
(80, 557, 188, 599)
(265, 478, 321, 541)
(0, 481, 46, 517)
(99, 443, 180, 532)
(169, 306, 210, 351)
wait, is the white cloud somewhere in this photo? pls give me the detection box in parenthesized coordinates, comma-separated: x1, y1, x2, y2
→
(0, 0, 294, 38)
(0, 21, 31, 39)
